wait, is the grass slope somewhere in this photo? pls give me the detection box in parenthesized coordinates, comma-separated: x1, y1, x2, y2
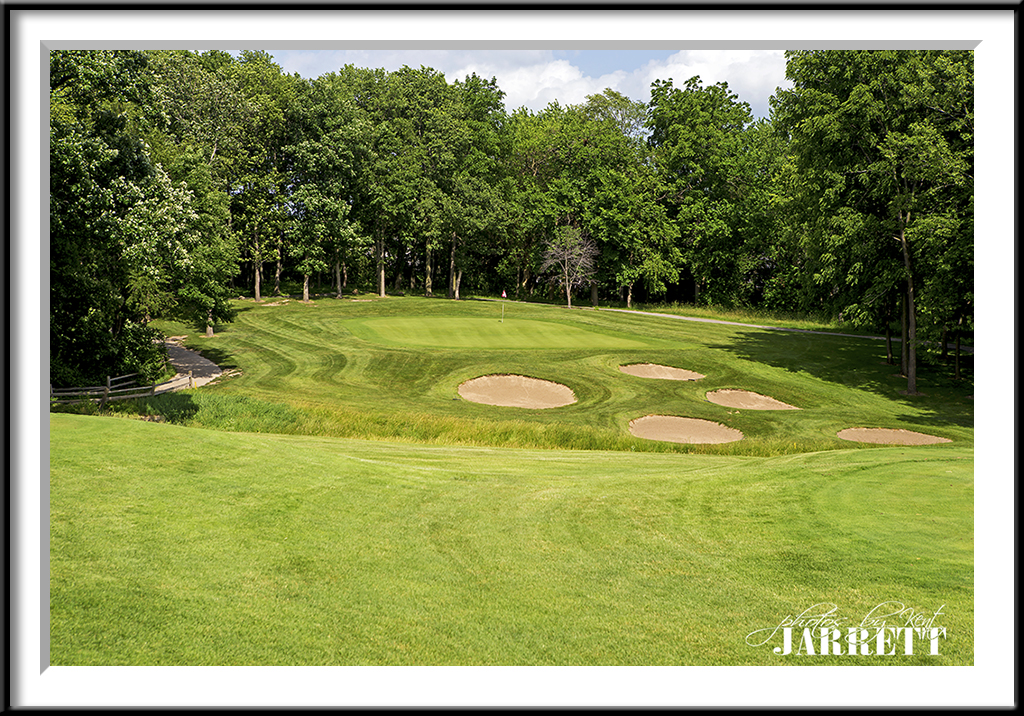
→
(50, 414, 973, 665)
(51, 296, 974, 666)
(137, 296, 972, 456)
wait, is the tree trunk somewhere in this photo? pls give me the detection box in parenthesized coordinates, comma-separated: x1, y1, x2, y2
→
(206, 308, 214, 338)
(274, 252, 283, 296)
(455, 269, 463, 300)
(303, 274, 310, 302)
(377, 236, 386, 297)
(627, 283, 633, 310)
(254, 231, 262, 302)
(393, 249, 404, 292)
(425, 246, 433, 297)
(254, 259, 262, 303)
(898, 223, 918, 394)
(883, 295, 893, 364)
(954, 315, 963, 381)
(907, 279, 918, 394)
(334, 257, 342, 299)
(591, 282, 599, 308)
(900, 292, 908, 377)
(342, 261, 348, 290)
(452, 237, 460, 299)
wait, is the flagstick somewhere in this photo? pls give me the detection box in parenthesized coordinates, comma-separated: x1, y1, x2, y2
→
(501, 302, 504, 323)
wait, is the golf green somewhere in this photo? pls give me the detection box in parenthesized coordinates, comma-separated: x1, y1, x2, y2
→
(343, 316, 656, 349)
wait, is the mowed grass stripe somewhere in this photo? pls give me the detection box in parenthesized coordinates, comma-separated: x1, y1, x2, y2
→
(345, 316, 657, 349)
(50, 414, 974, 665)
(148, 296, 972, 454)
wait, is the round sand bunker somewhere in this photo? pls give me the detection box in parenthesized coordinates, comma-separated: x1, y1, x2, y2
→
(629, 415, 744, 444)
(706, 389, 799, 410)
(619, 363, 705, 381)
(837, 428, 952, 445)
(458, 374, 576, 409)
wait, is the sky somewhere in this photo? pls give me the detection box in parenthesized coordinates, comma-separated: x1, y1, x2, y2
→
(254, 49, 791, 120)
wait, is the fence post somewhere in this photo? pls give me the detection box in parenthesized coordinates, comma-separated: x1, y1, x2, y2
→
(189, 370, 194, 389)
(101, 376, 110, 408)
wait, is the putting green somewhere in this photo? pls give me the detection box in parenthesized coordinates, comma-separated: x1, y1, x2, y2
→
(344, 316, 654, 349)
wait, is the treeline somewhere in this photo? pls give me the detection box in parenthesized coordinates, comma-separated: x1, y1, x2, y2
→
(50, 49, 973, 392)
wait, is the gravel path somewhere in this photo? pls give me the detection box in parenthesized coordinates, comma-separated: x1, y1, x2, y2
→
(153, 340, 223, 394)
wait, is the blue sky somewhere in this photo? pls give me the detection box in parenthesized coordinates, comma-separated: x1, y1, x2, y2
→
(253, 49, 790, 119)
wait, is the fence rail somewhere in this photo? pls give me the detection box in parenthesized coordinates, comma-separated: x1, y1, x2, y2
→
(50, 371, 193, 407)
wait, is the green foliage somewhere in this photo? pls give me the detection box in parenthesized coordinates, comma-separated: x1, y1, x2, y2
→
(50, 51, 972, 385)
(50, 49, 244, 385)
(773, 50, 973, 390)
(647, 76, 756, 305)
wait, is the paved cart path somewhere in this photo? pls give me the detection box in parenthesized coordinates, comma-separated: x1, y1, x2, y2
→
(153, 341, 223, 394)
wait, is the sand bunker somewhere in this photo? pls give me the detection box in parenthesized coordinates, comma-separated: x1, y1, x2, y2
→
(629, 415, 744, 444)
(619, 363, 705, 381)
(458, 374, 576, 409)
(837, 428, 952, 445)
(706, 389, 799, 411)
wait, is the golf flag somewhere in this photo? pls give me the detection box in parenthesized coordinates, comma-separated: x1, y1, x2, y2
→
(502, 290, 506, 298)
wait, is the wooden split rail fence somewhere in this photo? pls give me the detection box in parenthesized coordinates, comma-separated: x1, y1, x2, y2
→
(50, 371, 194, 407)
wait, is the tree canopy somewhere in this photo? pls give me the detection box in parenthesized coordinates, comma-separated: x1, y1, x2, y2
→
(49, 50, 973, 390)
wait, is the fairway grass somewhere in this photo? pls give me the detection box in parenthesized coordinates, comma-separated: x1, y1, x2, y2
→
(50, 295, 974, 667)
(50, 414, 973, 666)
(139, 295, 972, 456)
(346, 316, 654, 349)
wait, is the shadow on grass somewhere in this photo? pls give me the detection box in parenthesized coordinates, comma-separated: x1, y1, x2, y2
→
(180, 345, 239, 372)
(120, 392, 203, 424)
(709, 329, 974, 429)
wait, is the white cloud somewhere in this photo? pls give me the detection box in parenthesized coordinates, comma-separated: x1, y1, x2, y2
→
(637, 50, 792, 118)
(264, 49, 790, 119)
(454, 59, 611, 112)
(453, 50, 792, 118)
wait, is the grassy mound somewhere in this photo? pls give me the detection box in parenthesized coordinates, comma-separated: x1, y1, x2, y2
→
(49, 296, 974, 666)
(139, 295, 971, 456)
(50, 413, 974, 665)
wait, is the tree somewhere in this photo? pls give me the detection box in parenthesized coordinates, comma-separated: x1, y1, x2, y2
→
(50, 50, 243, 382)
(148, 50, 255, 184)
(286, 73, 370, 302)
(540, 224, 599, 308)
(343, 65, 429, 297)
(581, 87, 649, 145)
(502, 107, 563, 299)
(773, 50, 973, 393)
(647, 76, 754, 305)
(227, 50, 297, 302)
(50, 50, 169, 386)
(442, 73, 510, 300)
(580, 91, 680, 307)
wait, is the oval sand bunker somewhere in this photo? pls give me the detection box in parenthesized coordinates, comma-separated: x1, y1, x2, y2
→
(837, 428, 952, 445)
(458, 374, 576, 409)
(629, 415, 743, 444)
(706, 389, 799, 410)
(619, 363, 705, 381)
